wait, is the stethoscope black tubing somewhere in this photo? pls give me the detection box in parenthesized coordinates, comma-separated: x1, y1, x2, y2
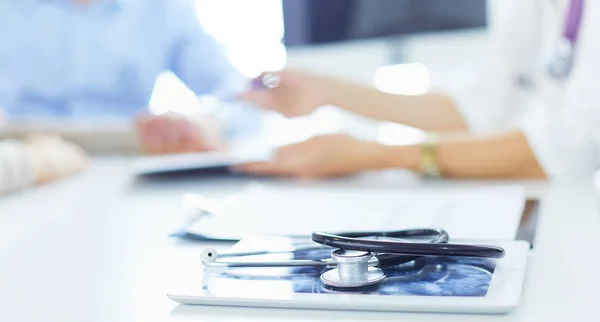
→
(333, 228, 449, 243)
(312, 229, 505, 259)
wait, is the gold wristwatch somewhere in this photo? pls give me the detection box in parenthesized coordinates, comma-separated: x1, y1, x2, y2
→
(419, 133, 441, 178)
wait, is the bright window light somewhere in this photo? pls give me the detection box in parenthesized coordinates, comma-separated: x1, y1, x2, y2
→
(151, 0, 286, 114)
(373, 63, 431, 96)
(195, 0, 284, 47)
(227, 42, 287, 78)
(195, 0, 286, 77)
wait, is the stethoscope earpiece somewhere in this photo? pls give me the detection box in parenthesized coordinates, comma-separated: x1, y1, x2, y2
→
(201, 247, 219, 264)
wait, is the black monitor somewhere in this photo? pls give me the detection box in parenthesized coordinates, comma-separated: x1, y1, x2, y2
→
(282, 0, 488, 47)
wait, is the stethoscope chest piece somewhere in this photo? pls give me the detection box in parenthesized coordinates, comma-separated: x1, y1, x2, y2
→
(320, 249, 386, 289)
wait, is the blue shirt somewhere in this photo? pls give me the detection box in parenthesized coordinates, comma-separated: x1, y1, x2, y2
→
(0, 0, 246, 120)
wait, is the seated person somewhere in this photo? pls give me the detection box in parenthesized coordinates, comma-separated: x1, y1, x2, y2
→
(236, 67, 598, 180)
(234, 1, 600, 180)
(0, 135, 87, 195)
(0, 0, 251, 154)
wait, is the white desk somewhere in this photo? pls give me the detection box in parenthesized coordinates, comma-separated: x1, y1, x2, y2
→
(0, 157, 598, 322)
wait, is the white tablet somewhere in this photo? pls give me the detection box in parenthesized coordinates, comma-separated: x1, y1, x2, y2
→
(132, 151, 269, 175)
(132, 141, 272, 175)
(167, 237, 530, 314)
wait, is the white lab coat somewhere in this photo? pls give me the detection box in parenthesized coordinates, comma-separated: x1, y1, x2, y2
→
(454, 0, 600, 180)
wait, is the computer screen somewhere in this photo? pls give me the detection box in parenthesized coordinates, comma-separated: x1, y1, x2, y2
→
(282, 0, 488, 47)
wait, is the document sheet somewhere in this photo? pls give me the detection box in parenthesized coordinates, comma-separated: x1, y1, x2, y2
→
(186, 184, 526, 241)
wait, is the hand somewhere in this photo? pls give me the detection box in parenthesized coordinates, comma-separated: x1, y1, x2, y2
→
(239, 69, 332, 118)
(135, 113, 225, 155)
(24, 135, 89, 184)
(235, 134, 387, 179)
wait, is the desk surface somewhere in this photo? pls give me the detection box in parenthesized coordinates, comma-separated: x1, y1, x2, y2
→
(0, 157, 598, 322)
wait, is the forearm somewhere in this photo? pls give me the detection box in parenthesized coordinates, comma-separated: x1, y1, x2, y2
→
(325, 77, 468, 132)
(370, 130, 546, 179)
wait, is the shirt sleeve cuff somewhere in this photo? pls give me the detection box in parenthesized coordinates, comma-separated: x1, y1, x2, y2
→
(0, 140, 36, 194)
(450, 86, 492, 133)
(520, 104, 598, 180)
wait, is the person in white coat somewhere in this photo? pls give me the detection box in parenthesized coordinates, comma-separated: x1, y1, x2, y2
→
(237, 0, 598, 180)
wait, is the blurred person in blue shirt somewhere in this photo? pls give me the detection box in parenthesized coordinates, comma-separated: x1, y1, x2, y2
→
(0, 0, 251, 154)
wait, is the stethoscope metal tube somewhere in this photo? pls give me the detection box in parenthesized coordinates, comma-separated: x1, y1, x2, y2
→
(202, 245, 380, 268)
(201, 243, 326, 265)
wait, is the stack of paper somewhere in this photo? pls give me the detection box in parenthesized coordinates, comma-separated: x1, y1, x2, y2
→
(187, 184, 526, 241)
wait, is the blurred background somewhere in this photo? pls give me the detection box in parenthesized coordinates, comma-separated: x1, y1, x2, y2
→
(0, 0, 516, 150)
(150, 0, 513, 145)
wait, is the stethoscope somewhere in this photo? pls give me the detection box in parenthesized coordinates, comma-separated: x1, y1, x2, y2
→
(546, 0, 585, 80)
(206, 256, 494, 296)
(201, 229, 504, 289)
